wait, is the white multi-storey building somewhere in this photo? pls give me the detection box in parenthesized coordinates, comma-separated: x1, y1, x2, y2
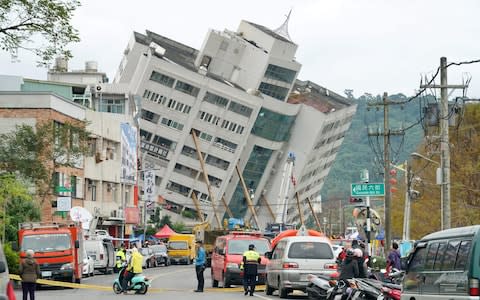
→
(114, 18, 356, 229)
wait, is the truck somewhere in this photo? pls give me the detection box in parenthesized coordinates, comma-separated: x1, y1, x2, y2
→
(167, 234, 196, 264)
(18, 222, 84, 283)
(192, 222, 228, 267)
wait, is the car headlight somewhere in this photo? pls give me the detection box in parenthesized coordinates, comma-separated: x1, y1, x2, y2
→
(61, 263, 73, 270)
(226, 263, 239, 269)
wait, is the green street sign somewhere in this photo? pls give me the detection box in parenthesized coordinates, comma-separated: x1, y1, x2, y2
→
(55, 186, 71, 192)
(351, 183, 385, 197)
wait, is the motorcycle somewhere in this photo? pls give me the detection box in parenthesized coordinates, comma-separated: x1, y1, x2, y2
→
(307, 274, 401, 300)
(112, 265, 150, 295)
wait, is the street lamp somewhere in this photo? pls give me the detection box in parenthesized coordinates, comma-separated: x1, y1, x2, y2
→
(411, 152, 440, 166)
(410, 152, 444, 230)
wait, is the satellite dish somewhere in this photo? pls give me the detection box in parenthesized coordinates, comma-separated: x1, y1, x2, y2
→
(70, 206, 93, 230)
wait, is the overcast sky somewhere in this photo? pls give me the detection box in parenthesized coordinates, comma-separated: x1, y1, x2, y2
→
(2, 0, 479, 98)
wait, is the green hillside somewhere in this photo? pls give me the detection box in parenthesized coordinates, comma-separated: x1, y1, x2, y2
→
(321, 93, 427, 201)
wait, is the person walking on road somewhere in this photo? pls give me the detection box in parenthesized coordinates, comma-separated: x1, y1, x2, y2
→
(242, 244, 261, 296)
(386, 242, 402, 273)
(19, 249, 40, 300)
(194, 240, 206, 292)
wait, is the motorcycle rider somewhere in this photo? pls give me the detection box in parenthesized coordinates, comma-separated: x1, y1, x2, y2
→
(122, 247, 143, 294)
(353, 248, 367, 278)
(339, 248, 359, 280)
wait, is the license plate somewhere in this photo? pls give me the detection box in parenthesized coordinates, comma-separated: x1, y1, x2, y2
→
(42, 271, 52, 277)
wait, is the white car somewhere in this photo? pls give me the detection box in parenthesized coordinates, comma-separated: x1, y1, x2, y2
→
(331, 245, 344, 259)
(82, 255, 95, 277)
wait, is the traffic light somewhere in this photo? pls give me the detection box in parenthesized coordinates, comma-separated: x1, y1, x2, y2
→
(349, 197, 363, 203)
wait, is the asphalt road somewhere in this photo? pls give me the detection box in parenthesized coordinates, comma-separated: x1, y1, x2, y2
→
(13, 264, 308, 300)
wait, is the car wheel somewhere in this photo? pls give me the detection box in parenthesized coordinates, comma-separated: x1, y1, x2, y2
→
(279, 279, 287, 298)
(222, 272, 231, 288)
(265, 279, 274, 295)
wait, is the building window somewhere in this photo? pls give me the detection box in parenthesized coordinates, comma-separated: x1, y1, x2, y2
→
(140, 129, 153, 142)
(258, 82, 289, 101)
(160, 118, 184, 131)
(99, 98, 125, 114)
(203, 92, 229, 108)
(199, 132, 213, 142)
(150, 71, 175, 87)
(264, 64, 297, 84)
(140, 109, 160, 124)
(213, 137, 237, 153)
(175, 80, 199, 97)
(228, 101, 253, 117)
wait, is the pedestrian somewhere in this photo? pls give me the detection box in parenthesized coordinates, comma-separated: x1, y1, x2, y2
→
(194, 240, 206, 292)
(242, 244, 261, 296)
(339, 249, 359, 280)
(386, 242, 402, 273)
(122, 247, 143, 294)
(19, 249, 40, 300)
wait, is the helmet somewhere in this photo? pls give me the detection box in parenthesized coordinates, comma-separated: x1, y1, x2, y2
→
(353, 248, 363, 258)
(346, 248, 355, 257)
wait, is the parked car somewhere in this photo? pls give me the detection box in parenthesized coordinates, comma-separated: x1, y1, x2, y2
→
(150, 244, 170, 266)
(82, 254, 95, 277)
(0, 241, 15, 300)
(140, 247, 156, 268)
(402, 225, 480, 300)
(265, 235, 337, 298)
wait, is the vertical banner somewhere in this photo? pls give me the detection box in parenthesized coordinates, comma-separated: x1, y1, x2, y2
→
(120, 123, 137, 184)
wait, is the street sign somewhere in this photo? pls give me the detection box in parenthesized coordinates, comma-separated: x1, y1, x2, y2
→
(55, 186, 71, 192)
(143, 170, 156, 201)
(351, 183, 385, 197)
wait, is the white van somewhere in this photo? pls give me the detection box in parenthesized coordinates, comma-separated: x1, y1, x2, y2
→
(85, 238, 115, 274)
(265, 235, 337, 298)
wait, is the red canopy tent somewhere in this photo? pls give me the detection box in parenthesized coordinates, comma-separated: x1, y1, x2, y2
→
(154, 224, 176, 238)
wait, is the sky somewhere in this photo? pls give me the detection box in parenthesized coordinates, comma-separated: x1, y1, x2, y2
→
(1, 0, 480, 98)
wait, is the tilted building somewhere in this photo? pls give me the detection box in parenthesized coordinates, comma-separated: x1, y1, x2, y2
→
(114, 18, 357, 229)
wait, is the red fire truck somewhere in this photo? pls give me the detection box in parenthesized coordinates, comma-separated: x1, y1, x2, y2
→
(18, 222, 84, 283)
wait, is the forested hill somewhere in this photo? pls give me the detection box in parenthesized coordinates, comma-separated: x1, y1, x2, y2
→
(321, 93, 426, 202)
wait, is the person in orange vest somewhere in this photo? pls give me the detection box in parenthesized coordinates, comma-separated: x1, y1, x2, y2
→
(242, 244, 261, 296)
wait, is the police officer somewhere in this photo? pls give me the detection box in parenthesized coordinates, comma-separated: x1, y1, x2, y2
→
(115, 244, 126, 273)
(242, 244, 261, 296)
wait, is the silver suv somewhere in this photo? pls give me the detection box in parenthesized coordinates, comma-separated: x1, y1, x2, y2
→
(265, 236, 337, 298)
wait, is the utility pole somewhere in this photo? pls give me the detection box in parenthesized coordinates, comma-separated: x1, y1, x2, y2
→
(402, 161, 411, 241)
(368, 92, 404, 256)
(420, 57, 467, 229)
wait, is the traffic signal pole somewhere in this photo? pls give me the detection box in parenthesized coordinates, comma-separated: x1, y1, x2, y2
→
(362, 170, 372, 261)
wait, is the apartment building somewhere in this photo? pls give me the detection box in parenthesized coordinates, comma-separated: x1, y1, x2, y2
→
(0, 75, 138, 237)
(114, 18, 356, 229)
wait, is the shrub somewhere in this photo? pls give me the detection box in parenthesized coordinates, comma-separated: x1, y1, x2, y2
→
(371, 255, 386, 270)
(3, 243, 19, 274)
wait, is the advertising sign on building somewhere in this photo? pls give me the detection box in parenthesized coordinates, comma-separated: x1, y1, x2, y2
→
(120, 123, 137, 184)
(143, 170, 156, 202)
(124, 207, 140, 224)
